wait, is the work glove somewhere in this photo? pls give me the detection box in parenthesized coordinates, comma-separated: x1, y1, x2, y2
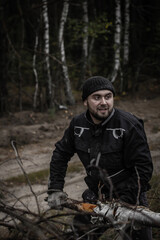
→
(48, 190, 68, 210)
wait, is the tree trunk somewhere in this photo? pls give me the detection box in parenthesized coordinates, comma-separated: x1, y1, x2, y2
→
(77, 0, 89, 89)
(110, 0, 121, 83)
(58, 0, 75, 105)
(33, 33, 39, 111)
(42, 0, 54, 108)
(88, 37, 95, 76)
(121, 0, 130, 92)
(17, 0, 25, 111)
(0, 19, 8, 115)
(123, 0, 130, 65)
(18, 63, 23, 111)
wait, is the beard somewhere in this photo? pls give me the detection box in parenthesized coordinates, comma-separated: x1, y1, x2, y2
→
(90, 110, 110, 121)
(87, 103, 113, 122)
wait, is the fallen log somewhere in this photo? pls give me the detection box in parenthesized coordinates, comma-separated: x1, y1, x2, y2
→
(93, 201, 160, 228)
(64, 199, 160, 228)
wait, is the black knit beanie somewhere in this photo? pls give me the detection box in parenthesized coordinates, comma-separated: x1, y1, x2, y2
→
(82, 76, 115, 101)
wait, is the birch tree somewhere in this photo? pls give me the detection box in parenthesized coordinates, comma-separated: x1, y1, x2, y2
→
(110, 0, 121, 83)
(79, 0, 89, 87)
(33, 33, 39, 110)
(123, 0, 130, 66)
(17, 0, 25, 111)
(121, 0, 130, 92)
(58, 0, 75, 105)
(42, 0, 53, 108)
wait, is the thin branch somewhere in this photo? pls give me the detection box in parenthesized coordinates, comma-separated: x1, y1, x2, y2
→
(10, 140, 41, 215)
(0, 202, 47, 240)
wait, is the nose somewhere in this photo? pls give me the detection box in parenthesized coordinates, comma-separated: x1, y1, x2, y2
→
(100, 97, 106, 104)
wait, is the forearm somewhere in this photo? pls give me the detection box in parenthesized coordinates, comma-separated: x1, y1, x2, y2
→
(48, 119, 75, 191)
(130, 143, 153, 191)
(49, 148, 72, 190)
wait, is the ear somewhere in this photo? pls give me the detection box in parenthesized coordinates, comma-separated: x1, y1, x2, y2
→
(83, 99, 87, 107)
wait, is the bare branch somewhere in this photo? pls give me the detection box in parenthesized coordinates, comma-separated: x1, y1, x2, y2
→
(10, 140, 41, 215)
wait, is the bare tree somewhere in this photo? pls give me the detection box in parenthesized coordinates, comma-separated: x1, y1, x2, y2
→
(58, 0, 75, 105)
(42, 0, 54, 108)
(120, 0, 130, 92)
(77, 0, 89, 89)
(33, 33, 39, 111)
(110, 0, 121, 83)
(123, 0, 130, 66)
(17, 0, 25, 112)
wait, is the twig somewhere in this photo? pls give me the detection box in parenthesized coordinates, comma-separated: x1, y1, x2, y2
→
(10, 140, 41, 215)
(0, 202, 47, 240)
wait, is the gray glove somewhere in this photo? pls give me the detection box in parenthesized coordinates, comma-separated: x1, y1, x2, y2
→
(48, 190, 68, 209)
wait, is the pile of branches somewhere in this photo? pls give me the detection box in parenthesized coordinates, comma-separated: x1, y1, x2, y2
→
(0, 141, 160, 239)
(0, 197, 81, 240)
(0, 188, 113, 240)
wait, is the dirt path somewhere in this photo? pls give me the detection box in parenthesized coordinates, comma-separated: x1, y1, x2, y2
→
(0, 96, 160, 212)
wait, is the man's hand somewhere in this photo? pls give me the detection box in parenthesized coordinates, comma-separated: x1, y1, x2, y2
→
(48, 190, 68, 209)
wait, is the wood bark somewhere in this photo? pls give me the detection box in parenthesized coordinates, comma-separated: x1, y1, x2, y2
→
(58, 0, 75, 105)
(110, 0, 121, 83)
(42, 0, 53, 108)
(78, 0, 89, 88)
(120, 0, 130, 92)
(123, 0, 130, 65)
(33, 33, 39, 110)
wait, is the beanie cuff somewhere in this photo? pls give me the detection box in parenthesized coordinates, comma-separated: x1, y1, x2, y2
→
(82, 76, 115, 101)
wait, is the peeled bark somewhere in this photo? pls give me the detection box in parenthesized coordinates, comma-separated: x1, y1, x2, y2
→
(58, 0, 75, 105)
(65, 199, 160, 228)
(93, 201, 160, 228)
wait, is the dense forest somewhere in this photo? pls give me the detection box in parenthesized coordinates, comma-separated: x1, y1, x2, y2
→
(0, 0, 160, 114)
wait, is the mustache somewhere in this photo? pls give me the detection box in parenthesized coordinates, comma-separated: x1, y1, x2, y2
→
(97, 106, 108, 110)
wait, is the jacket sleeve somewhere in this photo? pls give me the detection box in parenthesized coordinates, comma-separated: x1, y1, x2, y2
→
(120, 119, 153, 204)
(48, 119, 75, 192)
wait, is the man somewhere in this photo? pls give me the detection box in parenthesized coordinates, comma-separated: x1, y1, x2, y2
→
(48, 76, 153, 239)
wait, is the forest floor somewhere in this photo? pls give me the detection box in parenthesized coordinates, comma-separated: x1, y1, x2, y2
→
(0, 94, 160, 217)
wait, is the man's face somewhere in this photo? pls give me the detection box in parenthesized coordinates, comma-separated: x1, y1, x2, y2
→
(84, 89, 114, 124)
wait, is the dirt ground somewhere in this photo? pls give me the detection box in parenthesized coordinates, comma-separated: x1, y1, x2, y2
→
(0, 95, 160, 213)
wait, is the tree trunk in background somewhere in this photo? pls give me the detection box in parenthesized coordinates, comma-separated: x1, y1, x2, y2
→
(88, 3, 96, 77)
(42, 0, 54, 108)
(58, 0, 75, 105)
(17, 0, 24, 49)
(18, 64, 23, 111)
(82, 0, 88, 81)
(110, 0, 121, 83)
(120, 0, 130, 92)
(33, 33, 39, 111)
(88, 37, 95, 76)
(0, 38, 8, 115)
(0, 11, 8, 115)
(77, 0, 89, 89)
(17, 0, 25, 111)
(123, 0, 130, 65)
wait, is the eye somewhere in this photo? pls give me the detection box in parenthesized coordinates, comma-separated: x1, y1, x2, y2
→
(93, 95, 100, 100)
(105, 94, 112, 100)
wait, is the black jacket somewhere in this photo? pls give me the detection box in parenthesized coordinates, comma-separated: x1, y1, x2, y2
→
(49, 108, 153, 204)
